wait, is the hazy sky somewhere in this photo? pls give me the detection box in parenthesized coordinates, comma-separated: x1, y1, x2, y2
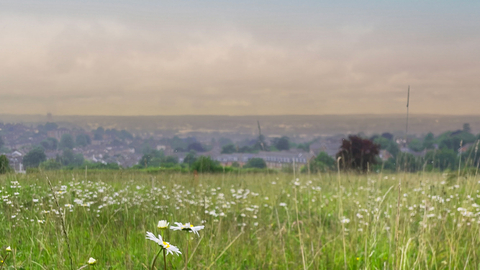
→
(1, 0, 479, 115)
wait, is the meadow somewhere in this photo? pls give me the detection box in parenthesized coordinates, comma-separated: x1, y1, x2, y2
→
(1, 170, 480, 269)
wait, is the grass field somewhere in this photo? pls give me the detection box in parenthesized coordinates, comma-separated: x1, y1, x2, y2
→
(1, 170, 480, 269)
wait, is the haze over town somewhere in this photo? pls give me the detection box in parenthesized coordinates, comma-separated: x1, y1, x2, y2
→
(1, 1, 480, 115)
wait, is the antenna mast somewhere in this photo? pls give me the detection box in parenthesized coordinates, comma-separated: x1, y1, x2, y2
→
(257, 120, 265, 151)
(405, 86, 410, 146)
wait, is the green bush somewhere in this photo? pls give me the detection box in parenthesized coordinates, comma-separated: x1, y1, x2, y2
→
(244, 158, 267, 169)
(0, 155, 11, 174)
(191, 156, 223, 173)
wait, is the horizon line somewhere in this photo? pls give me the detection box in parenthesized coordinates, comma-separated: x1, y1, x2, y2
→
(2, 113, 480, 118)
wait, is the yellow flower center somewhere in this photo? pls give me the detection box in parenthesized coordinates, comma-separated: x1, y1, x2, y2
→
(163, 241, 170, 248)
(182, 224, 193, 230)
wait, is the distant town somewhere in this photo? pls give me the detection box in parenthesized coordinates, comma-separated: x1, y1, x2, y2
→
(0, 118, 478, 173)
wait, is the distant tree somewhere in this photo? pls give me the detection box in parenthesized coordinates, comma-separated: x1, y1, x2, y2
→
(305, 152, 332, 173)
(381, 132, 394, 141)
(231, 161, 240, 168)
(139, 150, 164, 168)
(218, 137, 233, 147)
(463, 123, 472, 133)
(0, 155, 10, 174)
(221, 144, 236, 154)
(170, 136, 187, 150)
(140, 143, 153, 155)
(374, 137, 399, 158)
(94, 127, 105, 140)
(184, 137, 197, 145)
(105, 128, 133, 141)
(73, 154, 85, 166)
(438, 130, 476, 152)
(61, 149, 84, 167)
(191, 156, 222, 173)
(0, 136, 4, 149)
(61, 149, 75, 166)
(23, 147, 47, 168)
(44, 122, 58, 131)
(396, 152, 424, 172)
(369, 134, 379, 141)
(120, 130, 134, 140)
(273, 136, 290, 151)
(59, 134, 75, 150)
(439, 137, 463, 152)
(408, 138, 424, 152)
(308, 152, 336, 172)
(164, 156, 179, 164)
(187, 142, 205, 152)
(75, 134, 91, 147)
(423, 132, 435, 150)
(336, 135, 380, 172)
(40, 159, 63, 170)
(244, 158, 267, 169)
(238, 146, 256, 153)
(425, 149, 457, 171)
(183, 151, 197, 166)
(296, 143, 310, 152)
(41, 137, 58, 151)
(85, 161, 120, 170)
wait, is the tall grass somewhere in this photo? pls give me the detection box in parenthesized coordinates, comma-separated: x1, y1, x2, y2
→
(1, 170, 479, 269)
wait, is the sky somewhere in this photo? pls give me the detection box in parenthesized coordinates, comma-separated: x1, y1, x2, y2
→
(0, 0, 479, 116)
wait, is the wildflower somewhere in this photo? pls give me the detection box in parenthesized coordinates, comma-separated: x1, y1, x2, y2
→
(170, 222, 204, 236)
(279, 203, 287, 207)
(88, 257, 97, 265)
(157, 220, 169, 229)
(146, 232, 182, 256)
(5, 246, 11, 252)
(340, 217, 350, 224)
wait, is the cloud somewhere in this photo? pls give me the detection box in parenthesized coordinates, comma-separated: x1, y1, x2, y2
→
(0, 1, 480, 115)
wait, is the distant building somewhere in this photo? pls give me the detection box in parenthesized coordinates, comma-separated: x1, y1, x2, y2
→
(213, 153, 255, 167)
(379, 150, 393, 161)
(309, 140, 341, 157)
(256, 150, 315, 169)
(213, 150, 315, 169)
(400, 147, 426, 157)
(459, 143, 475, 154)
(5, 151, 25, 173)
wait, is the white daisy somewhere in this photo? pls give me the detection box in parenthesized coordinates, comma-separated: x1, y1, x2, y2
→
(88, 257, 97, 265)
(170, 222, 205, 236)
(157, 220, 169, 229)
(5, 246, 12, 252)
(146, 232, 182, 256)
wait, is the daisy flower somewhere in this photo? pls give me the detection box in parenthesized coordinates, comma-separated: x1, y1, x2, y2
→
(170, 222, 205, 236)
(5, 246, 12, 252)
(146, 232, 182, 256)
(88, 257, 97, 265)
(157, 220, 169, 230)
